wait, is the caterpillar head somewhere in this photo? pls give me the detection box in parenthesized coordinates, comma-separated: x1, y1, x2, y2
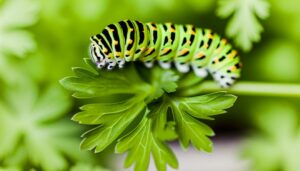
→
(89, 36, 107, 69)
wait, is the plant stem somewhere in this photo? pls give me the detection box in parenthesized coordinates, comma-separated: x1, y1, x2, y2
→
(180, 81, 300, 98)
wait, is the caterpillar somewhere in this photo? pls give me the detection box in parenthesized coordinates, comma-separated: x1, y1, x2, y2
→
(89, 20, 241, 88)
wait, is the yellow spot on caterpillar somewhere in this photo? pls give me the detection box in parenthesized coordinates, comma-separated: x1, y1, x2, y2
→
(145, 48, 154, 55)
(221, 39, 227, 44)
(170, 28, 175, 32)
(229, 50, 237, 59)
(161, 48, 170, 55)
(113, 40, 118, 45)
(125, 51, 130, 55)
(129, 28, 134, 32)
(187, 40, 192, 45)
(208, 33, 214, 39)
(128, 39, 133, 44)
(204, 43, 209, 49)
(103, 48, 108, 53)
(230, 66, 237, 71)
(189, 29, 196, 35)
(115, 52, 121, 56)
(178, 48, 189, 56)
(214, 58, 219, 64)
(109, 28, 115, 32)
(151, 26, 157, 31)
(217, 47, 223, 53)
(196, 52, 204, 58)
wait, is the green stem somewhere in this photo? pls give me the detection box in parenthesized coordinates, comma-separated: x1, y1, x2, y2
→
(180, 81, 300, 98)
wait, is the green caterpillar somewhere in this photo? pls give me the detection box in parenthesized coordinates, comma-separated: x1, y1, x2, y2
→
(89, 20, 241, 87)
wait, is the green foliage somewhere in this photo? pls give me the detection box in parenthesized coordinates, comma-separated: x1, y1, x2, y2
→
(243, 101, 300, 171)
(253, 40, 300, 82)
(216, 0, 270, 51)
(147, 66, 179, 101)
(0, 0, 39, 58)
(115, 114, 178, 171)
(0, 0, 39, 83)
(0, 167, 21, 171)
(70, 163, 109, 171)
(61, 59, 237, 171)
(2, 0, 294, 170)
(170, 93, 236, 151)
(0, 77, 92, 171)
(268, 0, 300, 41)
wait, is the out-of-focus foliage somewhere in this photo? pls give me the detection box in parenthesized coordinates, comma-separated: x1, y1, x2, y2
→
(0, 0, 38, 58)
(216, 0, 270, 51)
(61, 59, 237, 171)
(0, 76, 96, 170)
(1, 0, 300, 170)
(0, 0, 39, 83)
(128, 0, 215, 15)
(252, 40, 300, 82)
(268, 0, 300, 41)
(243, 101, 300, 171)
(70, 163, 110, 171)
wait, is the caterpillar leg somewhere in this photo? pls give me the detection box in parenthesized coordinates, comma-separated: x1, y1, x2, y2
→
(158, 60, 171, 69)
(96, 61, 106, 69)
(219, 77, 235, 88)
(144, 60, 154, 68)
(192, 65, 208, 77)
(175, 62, 190, 73)
(212, 72, 235, 88)
(117, 59, 125, 68)
(107, 61, 117, 70)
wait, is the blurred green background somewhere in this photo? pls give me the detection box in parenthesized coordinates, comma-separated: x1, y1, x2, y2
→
(1, 0, 300, 170)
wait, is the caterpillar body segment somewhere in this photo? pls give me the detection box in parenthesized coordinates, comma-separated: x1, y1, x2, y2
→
(89, 20, 241, 88)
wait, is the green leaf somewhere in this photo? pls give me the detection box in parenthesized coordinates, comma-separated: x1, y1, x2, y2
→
(73, 98, 138, 125)
(146, 66, 179, 101)
(60, 62, 150, 98)
(177, 72, 204, 90)
(180, 92, 237, 119)
(61, 59, 237, 171)
(148, 98, 178, 141)
(79, 100, 146, 152)
(115, 114, 178, 171)
(216, 0, 270, 51)
(170, 92, 237, 151)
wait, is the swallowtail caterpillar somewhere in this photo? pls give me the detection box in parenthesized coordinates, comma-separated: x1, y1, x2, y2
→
(89, 20, 241, 88)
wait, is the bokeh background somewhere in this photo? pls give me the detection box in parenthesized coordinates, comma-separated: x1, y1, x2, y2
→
(1, 0, 300, 170)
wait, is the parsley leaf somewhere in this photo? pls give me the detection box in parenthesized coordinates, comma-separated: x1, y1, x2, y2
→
(61, 59, 151, 99)
(169, 92, 237, 151)
(115, 112, 178, 171)
(61, 60, 151, 153)
(61, 59, 237, 171)
(76, 99, 146, 152)
(146, 66, 179, 101)
(216, 0, 270, 51)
